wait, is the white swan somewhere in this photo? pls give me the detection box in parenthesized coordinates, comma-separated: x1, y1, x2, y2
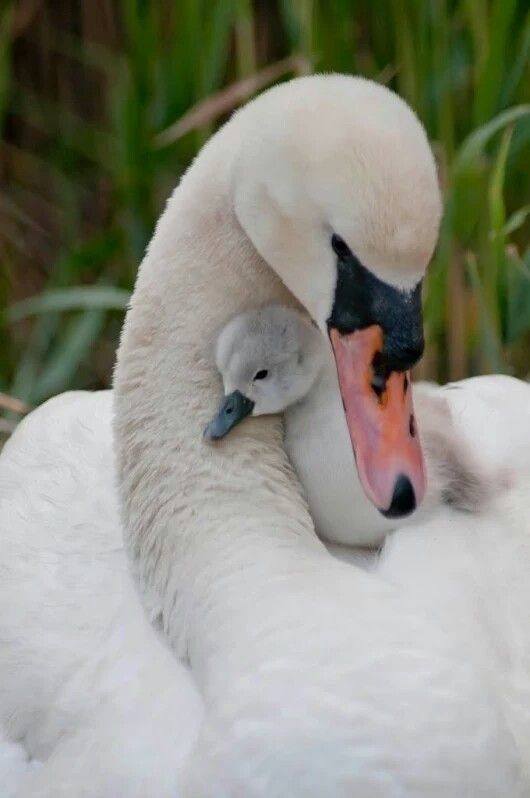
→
(109, 73, 527, 793)
(2, 380, 529, 795)
(0, 737, 41, 798)
(207, 304, 506, 546)
(0, 391, 203, 797)
(0, 75, 528, 795)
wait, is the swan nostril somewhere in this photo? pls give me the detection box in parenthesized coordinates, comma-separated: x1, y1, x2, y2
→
(409, 414, 416, 437)
(371, 352, 389, 402)
(380, 474, 416, 519)
(371, 375, 386, 401)
(225, 406, 233, 415)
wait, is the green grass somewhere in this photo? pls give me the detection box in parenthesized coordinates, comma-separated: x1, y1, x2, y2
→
(2, 0, 529, 414)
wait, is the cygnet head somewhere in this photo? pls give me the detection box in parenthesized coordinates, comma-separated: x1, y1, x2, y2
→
(205, 306, 324, 440)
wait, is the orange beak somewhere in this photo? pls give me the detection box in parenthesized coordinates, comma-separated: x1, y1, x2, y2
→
(329, 325, 425, 517)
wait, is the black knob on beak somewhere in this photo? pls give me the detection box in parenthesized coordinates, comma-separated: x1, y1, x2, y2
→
(380, 474, 416, 519)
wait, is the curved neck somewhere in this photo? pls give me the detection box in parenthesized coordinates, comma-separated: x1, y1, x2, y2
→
(113, 122, 324, 692)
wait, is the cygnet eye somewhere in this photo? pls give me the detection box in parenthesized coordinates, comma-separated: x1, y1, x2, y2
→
(253, 369, 269, 381)
(331, 233, 352, 261)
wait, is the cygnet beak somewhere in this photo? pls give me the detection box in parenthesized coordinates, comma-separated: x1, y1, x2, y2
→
(204, 390, 255, 441)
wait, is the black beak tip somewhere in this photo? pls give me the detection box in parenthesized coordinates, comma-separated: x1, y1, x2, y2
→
(380, 474, 416, 519)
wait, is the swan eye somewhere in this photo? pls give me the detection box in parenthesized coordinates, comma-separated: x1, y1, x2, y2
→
(331, 234, 352, 261)
(253, 369, 268, 381)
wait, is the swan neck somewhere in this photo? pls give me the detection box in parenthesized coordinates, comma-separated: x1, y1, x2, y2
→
(113, 121, 321, 685)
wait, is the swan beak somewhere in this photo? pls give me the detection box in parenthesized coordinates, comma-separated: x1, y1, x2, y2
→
(329, 325, 425, 518)
(204, 390, 255, 441)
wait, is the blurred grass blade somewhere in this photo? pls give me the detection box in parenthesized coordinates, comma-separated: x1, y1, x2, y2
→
(0, 3, 13, 133)
(453, 105, 530, 175)
(488, 126, 512, 234)
(495, 206, 530, 239)
(10, 82, 118, 169)
(32, 311, 105, 401)
(7, 287, 131, 323)
(465, 252, 506, 372)
(486, 125, 512, 326)
(235, 0, 257, 78)
(9, 314, 62, 404)
(473, 0, 518, 125)
(499, 14, 530, 108)
(0, 392, 30, 414)
(154, 55, 311, 147)
(506, 248, 530, 344)
(199, 0, 237, 97)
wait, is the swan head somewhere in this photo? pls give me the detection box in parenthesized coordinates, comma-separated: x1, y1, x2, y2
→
(204, 306, 324, 439)
(231, 75, 442, 517)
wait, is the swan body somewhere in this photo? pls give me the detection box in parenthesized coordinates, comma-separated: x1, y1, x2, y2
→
(1, 384, 529, 795)
(112, 74, 523, 794)
(0, 737, 41, 798)
(0, 392, 203, 796)
(1, 75, 528, 795)
(209, 304, 508, 546)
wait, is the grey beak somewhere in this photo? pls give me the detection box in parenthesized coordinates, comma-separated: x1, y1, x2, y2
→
(204, 390, 255, 441)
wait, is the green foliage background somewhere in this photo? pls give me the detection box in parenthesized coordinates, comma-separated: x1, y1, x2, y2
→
(2, 0, 529, 421)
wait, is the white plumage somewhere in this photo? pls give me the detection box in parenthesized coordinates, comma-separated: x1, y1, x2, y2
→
(1, 75, 529, 796)
(2, 383, 529, 795)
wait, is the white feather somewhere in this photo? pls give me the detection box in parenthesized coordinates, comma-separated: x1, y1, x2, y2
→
(1, 75, 528, 796)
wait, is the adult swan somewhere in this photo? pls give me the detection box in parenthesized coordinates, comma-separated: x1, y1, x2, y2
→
(0, 75, 522, 796)
(112, 75, 520, 794)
